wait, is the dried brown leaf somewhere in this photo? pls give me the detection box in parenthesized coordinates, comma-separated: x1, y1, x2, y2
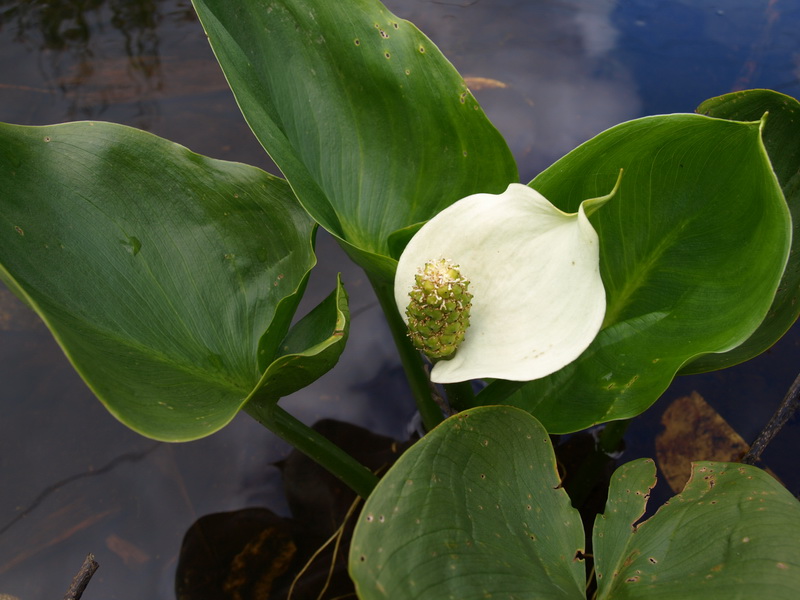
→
(655, 391, 749, 493)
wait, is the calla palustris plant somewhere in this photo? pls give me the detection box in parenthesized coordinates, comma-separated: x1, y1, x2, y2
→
(0, 121, 350, 443)
(349, 406, 800, 600)
(477, 112, 794, 433)
(190, 0, 518, 283)
(684, 89, 800, 373)
(395, 181, 617, 384)
(2, 3, 800, 595)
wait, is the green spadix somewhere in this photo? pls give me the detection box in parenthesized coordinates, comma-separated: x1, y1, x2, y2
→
(406, 259, 473, 360)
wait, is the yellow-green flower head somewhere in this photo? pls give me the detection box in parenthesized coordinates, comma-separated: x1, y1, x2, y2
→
(405, 259, 473, 359)
(394, 182, 615, 384)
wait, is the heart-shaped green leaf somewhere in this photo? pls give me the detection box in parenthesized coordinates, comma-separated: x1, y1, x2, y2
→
(0, 121, 345, 441)
(350, 407, 800, 598)
(594, 459, 800, 599)
(684, 89, 800, 373)
(190, 0, 518, 282)
(481, 114, 790, 432)
(349, 406, 586, 600)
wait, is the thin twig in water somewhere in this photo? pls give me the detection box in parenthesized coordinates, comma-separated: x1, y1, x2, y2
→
(63, 553, 98, 600)
(287, 496, 362, 600)
(742, 370, 800, 465)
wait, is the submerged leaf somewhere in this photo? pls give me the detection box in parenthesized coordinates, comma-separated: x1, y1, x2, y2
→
(655, 392, 750, 493)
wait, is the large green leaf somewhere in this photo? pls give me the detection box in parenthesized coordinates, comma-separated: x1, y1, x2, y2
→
(0, 121, 346, 441)
(684, 89, 800, 373)
(349, 406, 586, 600)
(481, 114, 790, 433)
(594, 459, 800, 599)
(190, 0, 518, 282)
(349, 407, 800, 599)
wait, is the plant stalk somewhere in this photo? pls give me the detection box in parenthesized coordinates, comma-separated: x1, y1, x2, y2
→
(245, 400, 379, 499)
(743, 369, 800, 465)
(444, 381, 476, 413)
(369, 275, 444, 431)
(564, 419, 630, 510)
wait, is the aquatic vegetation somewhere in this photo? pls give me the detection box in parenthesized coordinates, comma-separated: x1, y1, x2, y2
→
(1, 0, 799, 597)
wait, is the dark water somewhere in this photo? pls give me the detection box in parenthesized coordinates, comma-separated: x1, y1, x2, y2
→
(0, 0, 798, 597)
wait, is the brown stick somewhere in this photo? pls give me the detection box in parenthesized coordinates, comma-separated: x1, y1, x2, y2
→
(63, 554, 99, 600)
(742, 371, 800, 465)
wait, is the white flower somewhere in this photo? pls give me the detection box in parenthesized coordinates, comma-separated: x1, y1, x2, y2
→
(394, 182, 614, 384)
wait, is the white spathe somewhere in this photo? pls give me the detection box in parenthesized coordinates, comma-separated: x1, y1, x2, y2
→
(394, 182, 612, 384)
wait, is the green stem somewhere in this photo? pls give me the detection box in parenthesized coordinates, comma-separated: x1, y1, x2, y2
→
(564, 419, 630, 509)
(598, 418, 630, 455)
(369, 275, 443, 431)
(444, 381, 476, 413)
(245, 400, 379, 499)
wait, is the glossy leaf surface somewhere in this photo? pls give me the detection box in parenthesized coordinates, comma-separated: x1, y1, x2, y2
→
(349, 406, 586, 600)
(594, 459, 800, 599)
(252, 274, 349, 401)
(0, 121, 345, 441)
(685, 89, 800, 372)
(487, 114, 790, 432)
(191, 0, 518, 281)
(350, 407, 800, 599)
